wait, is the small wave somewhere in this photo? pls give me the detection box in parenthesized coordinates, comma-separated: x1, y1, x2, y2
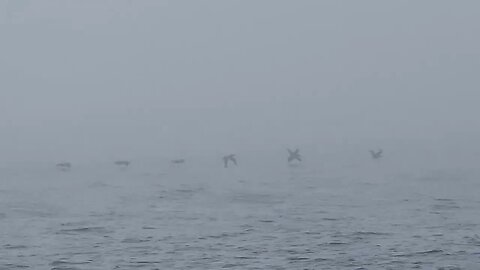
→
(222, 263, 247, 268)
(10, 207, 57, 218)
(464, 235, 480, 245)
(0, 264, 29, 269)
(3, 244, 28, 250)
(287, 256, 310, 261)
(313, 257, 331, 262)
(393, 249, 444, 257)
(234, 256, 256, 260)
(50, 259, 92, 270)
(435, 198, 454, 202)
(437, 266, 462, 270)
(50, 259, 91, 266)
(56, 226, 112, 235)
(432, 204, 461, 210)
(121, 237, 152, 244)
(205, 231, 247, 239)
(258, 219, 275, 223)
(129, 260, 162, 264)
(230, 193, 285, 205)
(352, 231, 392, 236)
(326, 241, 349, 246)
(416, 249, 444, 255)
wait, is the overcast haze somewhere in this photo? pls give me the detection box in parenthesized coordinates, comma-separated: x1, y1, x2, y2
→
(1, 0, 480, 164)
(3, 2, 480, 269)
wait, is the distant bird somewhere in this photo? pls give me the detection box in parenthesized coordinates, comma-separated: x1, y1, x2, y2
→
(287, 148, 302, 163)
(223, 154, 237, 168)
(171, 159, 186, 164)
(56, 162, 72, 171)
(114, 160, 131, 167)
(370, 149, 383, 160)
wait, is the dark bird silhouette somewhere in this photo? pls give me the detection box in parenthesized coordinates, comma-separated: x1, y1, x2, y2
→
(171, 159, 186, 164)
(370, 149, 383, 160)
(114, 160, 131, 167)
(56, 162, 72, 171)
(287, 149, 302, 163)
(223, 154, 237, 168)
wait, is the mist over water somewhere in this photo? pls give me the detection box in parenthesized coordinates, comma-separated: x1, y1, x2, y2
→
(1, 1, 480, 269)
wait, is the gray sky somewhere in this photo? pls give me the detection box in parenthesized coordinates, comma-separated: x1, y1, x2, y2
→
(1, 0, 480, 163)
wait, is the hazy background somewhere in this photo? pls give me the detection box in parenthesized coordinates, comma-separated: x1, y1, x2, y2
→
(1, 0, 480, 165)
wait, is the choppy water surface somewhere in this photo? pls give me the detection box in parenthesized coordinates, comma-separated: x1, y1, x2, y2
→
(1, 162, 479, 269)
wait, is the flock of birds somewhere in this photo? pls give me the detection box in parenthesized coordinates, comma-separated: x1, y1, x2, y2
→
(55, 148, 384, 171)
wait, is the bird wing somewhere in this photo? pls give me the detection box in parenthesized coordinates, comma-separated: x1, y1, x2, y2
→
(223, 157, 228, 167)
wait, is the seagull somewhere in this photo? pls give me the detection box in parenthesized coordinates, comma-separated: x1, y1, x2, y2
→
(223, 154, 237, 168)
(171, 159, 186, 164)
(370, 149, 383, 160)
(56, 162, 72, 171)
(114, 160, 131, 167)
(287, 148, 302, 163)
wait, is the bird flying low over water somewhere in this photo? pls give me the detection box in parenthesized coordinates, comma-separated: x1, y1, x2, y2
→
(114, 160, 131, 167)
(171, 159, 186, 164)
(370, 149, 383, 160)
(287, 148, 302, 163)
(223, 154, 237, 168)
(56, 162, 72, 171)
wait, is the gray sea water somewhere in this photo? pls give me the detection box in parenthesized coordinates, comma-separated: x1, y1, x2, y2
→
(1, 157, 479, 270)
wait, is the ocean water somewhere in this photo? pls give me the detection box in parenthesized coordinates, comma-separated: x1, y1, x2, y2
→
(1, 158, 479, 270)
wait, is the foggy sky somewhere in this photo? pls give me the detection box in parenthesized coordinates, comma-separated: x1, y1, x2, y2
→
(1, 0, 480, 163)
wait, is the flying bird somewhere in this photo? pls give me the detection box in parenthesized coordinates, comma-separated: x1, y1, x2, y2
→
(370, 149, 383, 160)
(287, 148, 302, 163)
(171, 159, 186, 164)
(223, 154, 237, 168)
(114, 160, 131, 167)
(56, 162, 72, 171)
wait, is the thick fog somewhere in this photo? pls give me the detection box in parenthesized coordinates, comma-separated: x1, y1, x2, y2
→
(1, 0, 480, 165)
(4, 2, 480, 269)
